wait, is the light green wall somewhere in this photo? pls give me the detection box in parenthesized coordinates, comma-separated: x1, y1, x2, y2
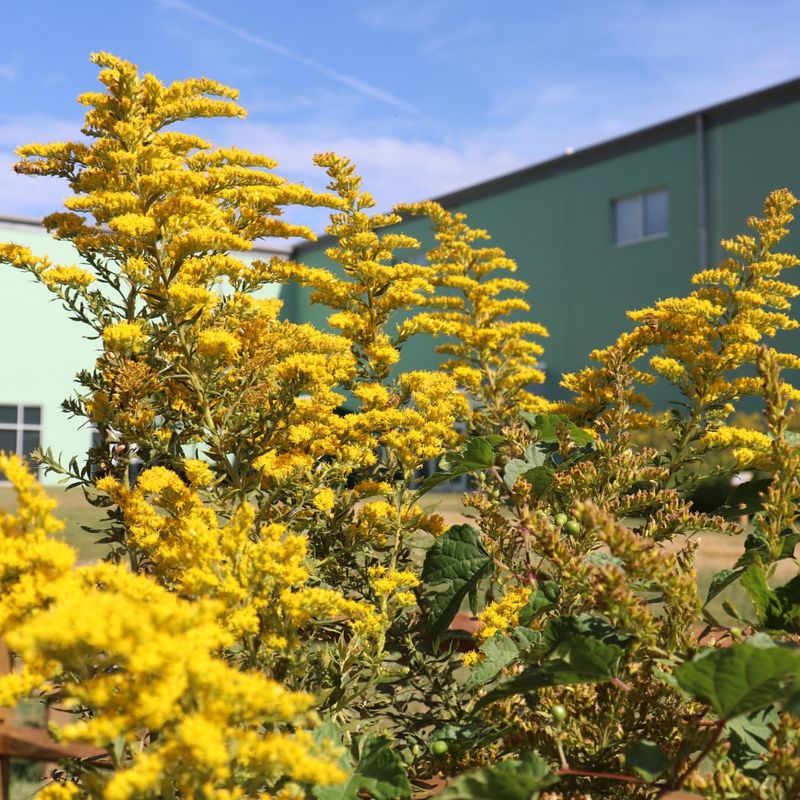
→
(0, 222, 284, 483)
(0, 224, 98, 482)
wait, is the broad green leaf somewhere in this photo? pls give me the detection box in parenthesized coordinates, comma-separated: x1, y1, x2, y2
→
(784, 430, 800, 448)
(741, 566, 800, 632)
(674, 635, 800, 720)
(705, 568, 742, 605)
(741, 564, 772, 621)
(313, 721, 358, 800)
(543, 614, 635, 651)
(439, 754, 558, 800)
(718, 478, 771, 519)
(521, 412, 595, 447)
(477, 637, 624, 708)
(735, 528, 800, 570)
(422, 525, 493, 646)
(625, 740, 669, 783)
(518, 582, 560, 625)
(520, 466, 555, 498)
(354, 737, 412, 800)
(726, 706, 779, 778)
(465, 633, 520, 689)
(417, 437, 496, 493)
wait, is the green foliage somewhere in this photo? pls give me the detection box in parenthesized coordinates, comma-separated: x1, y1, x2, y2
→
(438, 754, 558, 800)
(674, 636, 800, 720)
(421, 524, 493, 645)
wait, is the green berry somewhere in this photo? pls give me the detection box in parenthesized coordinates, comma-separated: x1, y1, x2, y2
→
(554, 513, 568, 527)
(564, 519, 581, 535)
(551, 704, 567, 722)
(430, 740, 449, 755)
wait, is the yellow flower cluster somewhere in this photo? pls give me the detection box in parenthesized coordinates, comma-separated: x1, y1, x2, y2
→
(97, 467, 377, 645)
(475, 584, 532, 642)
(40, 265, 95, 288)
(259, 153, 434, 381)
(0, 457, 344, 798)
(396, 201, 551, 431)
(702, 425, 774, 469)
(102, 320, 147, 355)
(197, 327, 242, 362)
(368, 565, 421, 608)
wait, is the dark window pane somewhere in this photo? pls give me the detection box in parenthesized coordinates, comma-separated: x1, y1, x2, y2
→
(644, 190, 669, 236)
(23, 406, 41, 425)
(0, 429, 17, 454)
(613, 196, 642, 244)
(0, 406, 17, 424)
(22, 429, 40, 458)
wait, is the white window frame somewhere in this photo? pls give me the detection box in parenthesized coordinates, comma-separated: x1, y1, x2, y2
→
(0, 403, 43, 484)
(612, 187, 669, 246)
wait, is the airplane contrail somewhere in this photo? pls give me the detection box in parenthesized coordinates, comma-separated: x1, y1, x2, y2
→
(158, 0, 421, 117)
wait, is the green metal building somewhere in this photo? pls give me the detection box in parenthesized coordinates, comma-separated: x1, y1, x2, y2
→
(3, 77, 800, 482)
(293, 76, 800, 400)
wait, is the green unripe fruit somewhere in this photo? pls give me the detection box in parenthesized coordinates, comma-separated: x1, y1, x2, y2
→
(554, 513, 568, 527)
(564, 519, 581, 535)
(730, 627, 743, 638)
(430, 740, 449, 755)
(551, 704, 567, 722)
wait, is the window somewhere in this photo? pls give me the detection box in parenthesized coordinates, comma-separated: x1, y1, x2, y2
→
(0, 404, 42, 481)
(613, 188, 668, 245)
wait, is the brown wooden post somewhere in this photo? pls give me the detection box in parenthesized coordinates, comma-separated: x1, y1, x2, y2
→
(0, 639, 106, 800)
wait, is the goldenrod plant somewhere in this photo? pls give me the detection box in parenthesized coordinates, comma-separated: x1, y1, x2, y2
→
(1, 53, 799, 799)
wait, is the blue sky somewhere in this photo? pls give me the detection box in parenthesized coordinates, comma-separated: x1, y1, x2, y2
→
(2, 0, 800, 233)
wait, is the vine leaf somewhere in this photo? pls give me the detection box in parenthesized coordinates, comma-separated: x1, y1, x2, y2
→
(313, 730, 411, 800)
(416, 437, 497, 494)
(422, 525, 493, 647)
(625, 740, 668, 783)
(476, 616, 628, 708)
(674, 635, 800, 720)
(439, 754, 558, 800)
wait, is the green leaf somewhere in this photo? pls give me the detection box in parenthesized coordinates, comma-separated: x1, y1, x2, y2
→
(625, 740, 669, 783)
(417, 437, 496, 493)
(477, 637, 624, 708)
(522, 466, 555, 498)
(312, 721, 358, 800)
(784, 430, 800, 448)
(353, 737, 411, 800)
(543, 614, 635, 651)
(521, 412, 595, 447)
(705, 568, 742, 605)
(674, 635, 800, 720)
(741, 564, 773, 620)
(518, 582, 560, 625)
(726, 706, 780, 778)
(422, 525, 493, 646)
(465, 633, 523, 690)
(741, 566, 800, 632)
(735, 528, 800, 570)
(439, 754, 558, 800)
